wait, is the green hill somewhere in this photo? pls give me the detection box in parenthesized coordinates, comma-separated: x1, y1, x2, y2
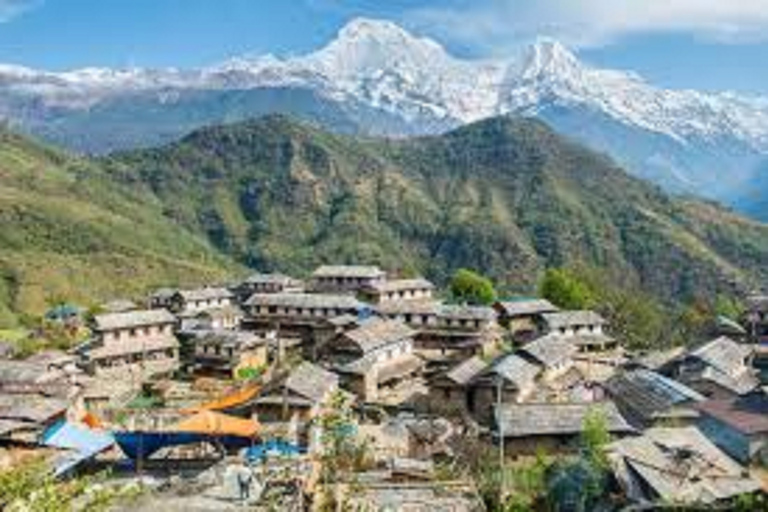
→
(102, 115, 768, 302)
(0, 129, 237, 326)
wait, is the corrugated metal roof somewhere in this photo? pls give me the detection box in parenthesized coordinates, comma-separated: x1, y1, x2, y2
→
(605, 369, 704, 423)
(695, 395, 768, 435)
(607, 426, 759, 505)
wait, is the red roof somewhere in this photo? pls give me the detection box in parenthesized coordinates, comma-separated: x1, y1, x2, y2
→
(695, 396, 768, 435)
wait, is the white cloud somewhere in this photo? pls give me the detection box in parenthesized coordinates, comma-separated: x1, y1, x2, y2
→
(405, 0, 768, 52)
(0, 0, 41, 23)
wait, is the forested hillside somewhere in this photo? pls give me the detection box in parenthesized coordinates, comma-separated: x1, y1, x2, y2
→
(0, 129, 236, 325)
(103, 115, 768, 303)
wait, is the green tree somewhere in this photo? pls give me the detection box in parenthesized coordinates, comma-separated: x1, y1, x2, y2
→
(450, 268, 497, 305)
(714, 294, 743, 321)
(580, 409, 611, 470)
(539, 268, 595, 310)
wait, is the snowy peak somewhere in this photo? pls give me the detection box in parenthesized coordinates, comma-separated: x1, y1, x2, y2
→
(306, 17, 453, 80)
(518, 38, 584, 81)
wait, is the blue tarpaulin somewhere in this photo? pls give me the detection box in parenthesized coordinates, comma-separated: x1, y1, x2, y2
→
(114, 431, 254, 459)
(245, 440, 304, 463)
(41, 421, 115, 476)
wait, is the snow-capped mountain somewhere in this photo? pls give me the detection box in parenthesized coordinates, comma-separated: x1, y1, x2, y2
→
(2, 17, 768, 210)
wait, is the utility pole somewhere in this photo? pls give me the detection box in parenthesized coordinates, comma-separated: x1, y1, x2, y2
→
(497, 375, 505, 503)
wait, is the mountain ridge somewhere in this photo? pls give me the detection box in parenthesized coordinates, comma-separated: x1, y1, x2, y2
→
(2, 17, 768, 214)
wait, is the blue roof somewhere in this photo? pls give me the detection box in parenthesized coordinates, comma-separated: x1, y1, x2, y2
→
(635, 369, 706, 403)
(41, 421, 114, 476)
(245, 440, 304, 462)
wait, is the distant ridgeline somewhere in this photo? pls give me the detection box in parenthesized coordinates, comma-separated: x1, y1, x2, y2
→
(3, 114, 768, 322)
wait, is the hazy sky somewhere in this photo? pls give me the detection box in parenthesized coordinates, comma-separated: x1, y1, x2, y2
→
(1, 0, 767, 94)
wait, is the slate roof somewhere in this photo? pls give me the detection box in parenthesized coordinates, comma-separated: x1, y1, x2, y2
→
(245, 293, 364, 310)
(699, 366, 759, 395)
(344, 318, 416, 353)
(745, 293, 768, 313)
(150, 288, 176, 300)
(101, 299, 138, 313)
(376, 300, 441, 316)
(94, 309, 176, 331)
(445, 356, 488, 386)
(285, 362, 339, 403)
(0, 360, 49, 383)
(438, 304, 495, 321)
(313, 265, 385, 279)
(520, 334, 578, 368)
(542, 310, 606, 330)
(633, 346, 687, 371)
(607, 427, 760, 505)
(605, 369, 704, 423)
(191, 330, 264, 350)
(495, 298, 558, 317)
(365, 278, 435, 294)
(87, 336, 179, 359)
(342, 353, 424, 381)
(177, 287, 234, 302)
(197, 305, 244, 320)
(0, 394, 68, 424)
(487, 353, 541, 390)
(243, 272, 302, 286)
(495, 401, 633, 438)
(685, 337, 759, 394)
(689, 337, 753, 376)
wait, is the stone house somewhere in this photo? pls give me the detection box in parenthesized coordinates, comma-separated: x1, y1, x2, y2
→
(493, 298, 558, 341)
(517, 333, 578, 380)
(744, 292, 768, 343)
(661, 336, 759, 399)
(360, 278, 435, 304)
(252, 361, 339, 423)
(233, 272, 304, 302)
(170, 287, 234, 316)
(466, 353, 542, 425)
(148, 288, 176, 310)
(244, 292, 366, 341)
(540, 310, 618, 353)
(430, 356, 488, 414)
(194, 305, 244, 331)
(494, 401, 634, 456)
(82, 309, 179, 378)
(189, 330, 269, 378)
(377, 301, 500, 366)
(322, 317, 424, 403)
(310, 265, 386, 294)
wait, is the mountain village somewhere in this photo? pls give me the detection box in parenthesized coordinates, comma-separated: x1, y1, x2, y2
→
(1, 264, 768, 510)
